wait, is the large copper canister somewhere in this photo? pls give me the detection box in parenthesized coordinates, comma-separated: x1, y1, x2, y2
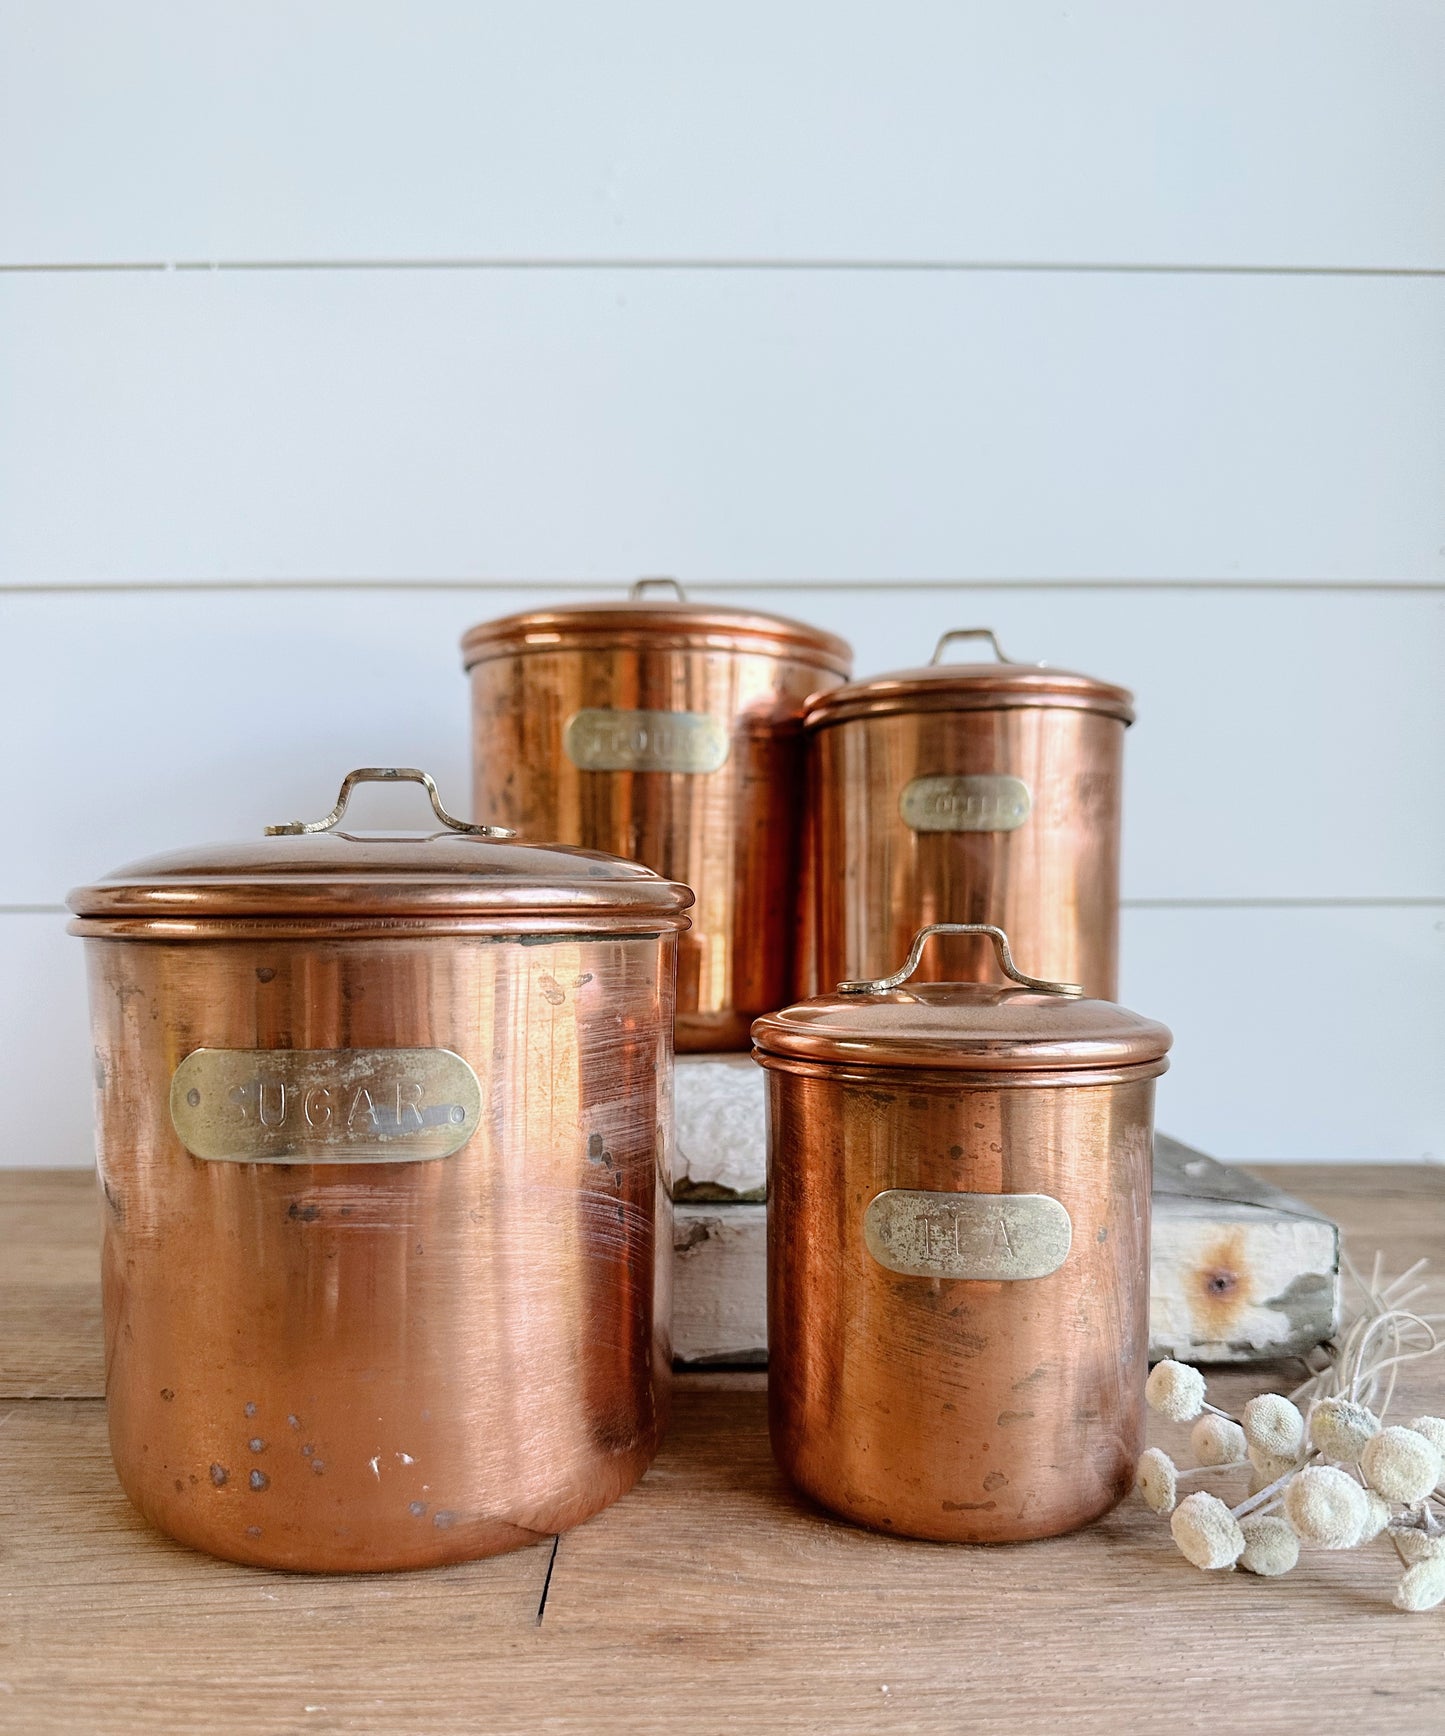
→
(462, 580, 852, 1051)
(801, 628, 1133, 1000)
(754, 922, 1171, 1543)
(67, 768, 693, 1573)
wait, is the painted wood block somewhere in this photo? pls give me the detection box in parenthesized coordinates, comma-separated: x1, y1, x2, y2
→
(674, 1055, 767, 1201)
(1149, 1134, 1340, 1362)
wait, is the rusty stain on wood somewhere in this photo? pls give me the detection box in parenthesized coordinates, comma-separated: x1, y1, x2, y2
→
(1187, 1226, 1251, 1340)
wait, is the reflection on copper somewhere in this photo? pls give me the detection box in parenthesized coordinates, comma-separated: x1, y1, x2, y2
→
(755, 953, 1169, 1543)
(463, 598, 851, 1049)
(75, 925, 679, 1572)
(802, 649, 1132, 1001)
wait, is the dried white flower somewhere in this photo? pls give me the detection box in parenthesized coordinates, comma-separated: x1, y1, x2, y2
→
(1393, 1525, 1445, 1565)
(1136, 1448, 1179, 1515)
(1284, 1466, 1369, 1549)
(1407, 1415, 1445, 1455)
(1146, 1360, 1207, 1423)
(1238, 1514, 1300, 1577)
(1242, 1394, 1306, 1459)
(1190, 1414, 1247, 1468)
(1361, 1426, 1443, 1506)
(1352, 1490, 1392, 1547)
(1394, 1558, 1445, 1613)
(1171, 1492, 1246, 1570)
(1136, 1252, 1445, 1611)
(1309, 1397, 1380, 1463)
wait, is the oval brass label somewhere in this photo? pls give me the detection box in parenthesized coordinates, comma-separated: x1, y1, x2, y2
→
(899, 774, 1032, 833)
(564, 708, 730, 774)
(170, 1048, 482, 1164)
(863, 1189, 1072, 1281)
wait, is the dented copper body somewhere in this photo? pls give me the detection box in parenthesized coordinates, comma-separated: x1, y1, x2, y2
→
(68, 769, 693, 1572)
(801, 630, 1133, 1001)
(463, 583, 851, 1051)
(754, 924, 1171, 1543)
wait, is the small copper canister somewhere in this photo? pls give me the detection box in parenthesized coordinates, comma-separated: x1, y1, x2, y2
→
(801, 629, 1133, 1001)
(462, 581, 852, 1051)
(754, 923, 1171, 1543)
(68, 768, 693, 1573)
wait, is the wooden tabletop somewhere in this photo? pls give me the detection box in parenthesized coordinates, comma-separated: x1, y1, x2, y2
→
(3, 1165, 1444, 1735)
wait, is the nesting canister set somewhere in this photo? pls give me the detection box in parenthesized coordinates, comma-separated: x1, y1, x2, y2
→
(70, 582, 1171, 1570)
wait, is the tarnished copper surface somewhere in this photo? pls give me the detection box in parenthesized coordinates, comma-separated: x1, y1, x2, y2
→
(68, 775, 692, 1573)
(461, 597, 851, 667)
(463, 590, 851, 1051)
(753, 981, 1171, 1073)
(801, 657, 1134, 726)
(73, 829, 685, 927)
(801, 636, 1131, 1001)
(754, 927, 1169, 1543)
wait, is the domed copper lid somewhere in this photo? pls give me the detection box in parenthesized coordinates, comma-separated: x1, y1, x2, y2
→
(69, 768, 694, 932)
(802, 628, 1134, 729)
(460, 578, 853, 674)
(752, 924, 1170, 1074)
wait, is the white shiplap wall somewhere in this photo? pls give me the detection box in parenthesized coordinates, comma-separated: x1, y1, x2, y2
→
(2, 3, 1442, 1168)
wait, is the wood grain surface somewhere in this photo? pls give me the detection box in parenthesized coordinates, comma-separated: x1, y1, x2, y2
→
(2, 1165, 1444, 1734)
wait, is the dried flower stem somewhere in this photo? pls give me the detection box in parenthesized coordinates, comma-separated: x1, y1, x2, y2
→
(1231, 1456, 1314, 1522)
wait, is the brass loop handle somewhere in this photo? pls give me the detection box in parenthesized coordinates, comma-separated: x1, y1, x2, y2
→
(929, 627, 1012, 666)
(265, 768, 516, 838)
(838, 923, 1082, 997)
(629, 576, 689, 601)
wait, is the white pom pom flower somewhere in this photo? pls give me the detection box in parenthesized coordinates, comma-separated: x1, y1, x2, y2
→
(1284, 1465, 1369, 1549)
(1191, 1415, 1247, 1468)
(1361, 1426, 1443, 1506)
(1136, 1448, 1179, 1515)
(1393, 1526, 1445, 1565)
(1394, 1558, 1445, 1613)
(1146, 1360, 1207, 1423)
(1239, 1514, 1300, 1577)
(1352, 1490, 1392, 1547)
(1171, 1491, 1246, 1570)
(1242, 1394, 1306, 1459)
(1309, 1397, 1380, 1463)
(1406, 1415, 1445, 1455)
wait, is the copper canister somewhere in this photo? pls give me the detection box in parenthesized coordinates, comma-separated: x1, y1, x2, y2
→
(802, 628, 1133, 1000)
(68, 768, 693, 1573)
(462, 580, 852, 1051)
(754, 922, 1171, 1543)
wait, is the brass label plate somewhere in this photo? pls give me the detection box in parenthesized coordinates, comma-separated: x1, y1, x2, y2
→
(564, 708, 730, 774)
(170, 1048, 482, 1164)
(899, 773, 1032, 832)
(864, 1189, 1072, 1280)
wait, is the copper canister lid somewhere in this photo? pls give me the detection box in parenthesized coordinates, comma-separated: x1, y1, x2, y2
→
(68, 767, 695, 932)
(802, 627, 1134, 729)
(460, 577, 853, 673)
(752, 923, 1170, 1074)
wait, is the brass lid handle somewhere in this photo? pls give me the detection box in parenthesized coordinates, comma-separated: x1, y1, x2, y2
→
(265, 768, 516, 838)
(929, 627, 1012, 665)
(838, 923, 1082, 997)
(629, 576, 689, 601)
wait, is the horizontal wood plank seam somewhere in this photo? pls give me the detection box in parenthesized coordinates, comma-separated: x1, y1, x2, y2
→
(2, 258, 1443, 278)
(1119, 897, 1445, 910)
(5, 580, 1444, 596)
